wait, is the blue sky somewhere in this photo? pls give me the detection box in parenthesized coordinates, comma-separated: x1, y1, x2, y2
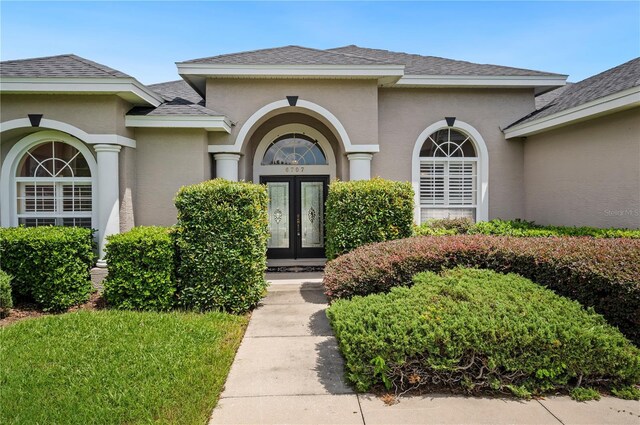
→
(1, 1, 639, 85)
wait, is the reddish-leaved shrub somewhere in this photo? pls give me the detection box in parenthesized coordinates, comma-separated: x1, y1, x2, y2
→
(324, 235, 640, 345)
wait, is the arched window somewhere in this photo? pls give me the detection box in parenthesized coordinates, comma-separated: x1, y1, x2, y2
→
(418, 128, 478, 221)
(15, 141, 93, 227)
(261, 133, 327, 166)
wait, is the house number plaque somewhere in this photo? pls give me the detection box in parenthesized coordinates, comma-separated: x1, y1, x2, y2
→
(285, 166, 305, 173)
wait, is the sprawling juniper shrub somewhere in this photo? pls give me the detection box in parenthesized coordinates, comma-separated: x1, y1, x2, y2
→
(324, 235, 640, 344)
(327, 268, 640, 399)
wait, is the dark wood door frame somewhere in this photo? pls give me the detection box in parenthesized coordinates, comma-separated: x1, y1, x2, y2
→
(261, 175, 329, 259)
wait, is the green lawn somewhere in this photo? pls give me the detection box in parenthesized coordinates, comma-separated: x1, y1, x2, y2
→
(0, 310, 247, 424)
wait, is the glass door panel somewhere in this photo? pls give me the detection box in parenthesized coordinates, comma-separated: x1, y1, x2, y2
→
(266, 182, 289, 248)
(300, 181, 324, 248)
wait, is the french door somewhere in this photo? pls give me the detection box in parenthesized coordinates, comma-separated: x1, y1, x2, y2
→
(261, 175, 328, 259)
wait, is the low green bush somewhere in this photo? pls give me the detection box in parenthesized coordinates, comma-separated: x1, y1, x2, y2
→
(103, 226, 177, 311)
(0, 227, 95, 311)
(174, 179, 269, 314)
(413, 218, 640, 238)
(327, 268, 640, 398)
(323, 235, 640, 344)
(0, 270, 12, 318)
(325, 178, 414, 259)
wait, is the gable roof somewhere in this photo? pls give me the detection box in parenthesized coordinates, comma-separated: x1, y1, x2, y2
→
(180, 45, 397, 66)
(0, 54, 132, 78)
(504, 57, 640, 137)
(328, 45, 563, 77)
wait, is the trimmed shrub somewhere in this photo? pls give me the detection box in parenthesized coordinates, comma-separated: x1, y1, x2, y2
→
(0, 226, 95, 311)
(325, 178, 414, 259)
(323, 235, 640, 344)
(174, 179, 269, 314)
(413, 218, 640, 238)
(103, 226, 177, 311)
(327, 268, 640, 398)
(0, 270, 12, 318)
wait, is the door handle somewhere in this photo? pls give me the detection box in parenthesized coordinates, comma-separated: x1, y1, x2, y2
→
(296, 214, 301, 237)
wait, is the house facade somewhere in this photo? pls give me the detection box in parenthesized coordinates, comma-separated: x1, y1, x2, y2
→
(1, 46, 638, 263)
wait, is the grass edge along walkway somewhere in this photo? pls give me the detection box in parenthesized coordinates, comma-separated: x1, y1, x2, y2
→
(0, 310, 247, 425)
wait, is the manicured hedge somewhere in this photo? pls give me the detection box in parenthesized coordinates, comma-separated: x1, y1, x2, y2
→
(174, 179, 269, 314)
(0, 270, 12, 318)
(325, 178, 413, 259)
(414, 218, 640, 238)
(324, 235, 640, 344)
(103, 226, 177, 311)
(327, 268, 640, 399)
(0, 227, 95, 311)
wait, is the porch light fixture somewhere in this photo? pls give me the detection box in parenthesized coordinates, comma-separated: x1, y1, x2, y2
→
(28, 114, 43, 127)
(445, 117, 456, 127)
(286, 96, 298, 106)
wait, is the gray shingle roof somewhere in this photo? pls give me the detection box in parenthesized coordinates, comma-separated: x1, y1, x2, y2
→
(509, 57, 640, 128)
(180, 45, 398, 66)
(535, 83, 574, 109)
(128, 80, 223, 116)
(328, 45, 563, 77)
(0, 54, 132, 78)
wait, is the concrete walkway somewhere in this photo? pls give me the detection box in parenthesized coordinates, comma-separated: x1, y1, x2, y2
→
(210, 272, 640, 425)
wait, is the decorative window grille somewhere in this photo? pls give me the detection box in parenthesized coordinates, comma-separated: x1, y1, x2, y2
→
(419, 129, 478, 221)
(15, 141, 93, 228)
(262, 133, 327, 166)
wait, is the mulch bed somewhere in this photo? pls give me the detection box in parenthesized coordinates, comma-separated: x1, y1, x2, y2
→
(0, 291, 106, 327)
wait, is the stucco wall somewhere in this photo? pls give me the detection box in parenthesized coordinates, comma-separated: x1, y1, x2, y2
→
(377, 88, 535, 219)
(206, 79, 378, 178)
(523, 108, 640, 229)
(134, 128, 210, 226)
(0, 94, 134, 138)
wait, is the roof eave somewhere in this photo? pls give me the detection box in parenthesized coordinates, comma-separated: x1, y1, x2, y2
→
(0, 77, 163, 107)
(504, 86, 640, 138)
(125, 114, 232, 133)
(393, 74, 568, 93)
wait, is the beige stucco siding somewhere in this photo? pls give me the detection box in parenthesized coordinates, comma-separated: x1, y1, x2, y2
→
(377, 88, 535, 219)
(206, 79, 378, 178)
(0, 94, 134, 138)
(134, 128, 210, 226)
(523, 108, 640, 229)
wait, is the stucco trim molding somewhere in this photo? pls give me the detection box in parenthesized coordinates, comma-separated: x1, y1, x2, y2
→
(208, 98, 380, 154)
(1, 130, 98, 228)
(1, 118, 136, 148)
(504, 86, 640, 138)
(411, 119, 489, 223)
(125, 115, 232, 133)
(0, 77, 163, 107)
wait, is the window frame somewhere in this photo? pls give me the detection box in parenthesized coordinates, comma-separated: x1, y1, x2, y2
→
(1, 131, 97, 229)
(412, 120, 489, 224)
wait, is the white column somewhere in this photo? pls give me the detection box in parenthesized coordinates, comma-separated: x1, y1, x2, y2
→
(94, 144, 121, 267)
(214, 153, 241, 181)
(347, 153, 373, 181)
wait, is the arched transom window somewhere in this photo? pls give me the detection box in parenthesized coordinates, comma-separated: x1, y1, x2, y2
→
(261, 133, 328, 166)
(15, 141, 93, 227)
(419, 128, 478, 221)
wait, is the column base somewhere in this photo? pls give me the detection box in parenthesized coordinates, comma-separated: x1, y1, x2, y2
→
(96, 259, 108, 268)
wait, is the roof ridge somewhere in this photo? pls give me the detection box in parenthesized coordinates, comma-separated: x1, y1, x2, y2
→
(179, 45, 303, 63)
(329, 45, 566, 76)
(67, 54, 128, 78)
(0, 53, 76, 64)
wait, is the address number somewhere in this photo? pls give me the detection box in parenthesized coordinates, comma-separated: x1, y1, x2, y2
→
(285, 166, 305, 173)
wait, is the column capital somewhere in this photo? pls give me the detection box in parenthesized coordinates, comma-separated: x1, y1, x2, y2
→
(213, 153, 241, 161)
(94, 144, 122, 153)
(347, 153, 374, 161)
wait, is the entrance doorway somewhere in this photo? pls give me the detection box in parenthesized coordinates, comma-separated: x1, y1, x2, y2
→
(261, 175, 328, 259)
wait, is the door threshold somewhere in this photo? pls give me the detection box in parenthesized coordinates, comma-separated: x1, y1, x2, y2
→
(266, 258, 326, 272)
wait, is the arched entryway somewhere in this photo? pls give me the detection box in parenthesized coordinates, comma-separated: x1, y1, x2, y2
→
(253, 122, 336, 259)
